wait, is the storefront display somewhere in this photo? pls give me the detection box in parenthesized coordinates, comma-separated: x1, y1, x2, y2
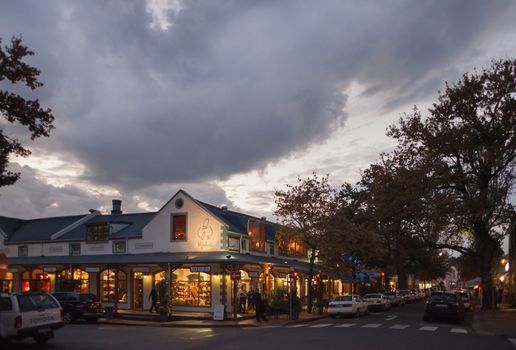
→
(171, 268, 211, 306)
(21, 269, 50, 292)
(100, 269, 127, 303)
(1, 272, 13, 293)
(57, 269, 89, 293)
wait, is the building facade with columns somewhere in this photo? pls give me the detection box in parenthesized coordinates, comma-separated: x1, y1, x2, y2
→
(0, 190, 341, 314)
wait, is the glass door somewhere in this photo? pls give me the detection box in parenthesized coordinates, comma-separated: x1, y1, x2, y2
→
(133, 272, 144, 310)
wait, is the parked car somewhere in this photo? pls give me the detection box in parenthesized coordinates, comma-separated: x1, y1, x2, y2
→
(0, 292, 63, 344)
(328, 295, 369, 318)
(399, 290, 415, 303)
(52, 292, 103, 324)
(455, 291, 471, 311)
(363, 293, 391, 311)
(383, 291, 405, 307)
(424, 291, 465, 323)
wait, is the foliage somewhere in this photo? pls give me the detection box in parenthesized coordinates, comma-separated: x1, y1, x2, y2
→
(386, 58, 516, 309)
(274, 173, 337, 313)
(156, 279, 171, 316)
(0, 36, 55, 187)
(269, 288, 301, 314)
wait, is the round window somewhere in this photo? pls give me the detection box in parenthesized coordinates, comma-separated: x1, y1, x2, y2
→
(175, 198, 184, 209)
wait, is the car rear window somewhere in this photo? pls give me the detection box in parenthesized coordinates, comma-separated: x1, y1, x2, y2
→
(0, 297, 12, 311)
(429, 293, 456, 303)
(333, 296, 352, 302)
(17, 294, 60, 312)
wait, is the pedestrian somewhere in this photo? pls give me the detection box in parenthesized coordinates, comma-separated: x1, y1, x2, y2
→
(247, 289, 255, 311)
(254, 291, 267, 322)
(149, 287, 158, 313)
(239, 289, 247, 313)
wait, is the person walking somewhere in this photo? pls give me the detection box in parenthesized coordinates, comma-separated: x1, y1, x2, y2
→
(254, 291, 267, 322)
(149, 287, 158, 313)
(239, 289, 247, 313)
(247, 289, 255, 311)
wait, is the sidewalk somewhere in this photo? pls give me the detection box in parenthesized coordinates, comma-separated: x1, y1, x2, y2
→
(99, 311, 329, 328)
(471, 307, 516, 337)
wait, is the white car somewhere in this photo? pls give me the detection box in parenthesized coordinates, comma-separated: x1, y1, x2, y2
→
(399, 290, 415, 303)
(363, 293, 391, 311)
(328, 295, 369, 318)
(0, 292, 63, 344)
(456, 291, 471, 311)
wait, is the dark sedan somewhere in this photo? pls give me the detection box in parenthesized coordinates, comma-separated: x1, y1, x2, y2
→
(52, 292, 104, 324)
(423, 291, 465, 323)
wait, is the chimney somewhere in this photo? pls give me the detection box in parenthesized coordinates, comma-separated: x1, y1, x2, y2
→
(111, 199, 122, 215)
(261, 216, 267, 221)
(221, 205, 228, 212)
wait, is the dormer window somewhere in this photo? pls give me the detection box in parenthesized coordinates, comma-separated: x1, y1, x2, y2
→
(248, 220, 265, 252)
(279, 239, 307, 257)
(172, 214, 187, 241)
(86, 223, 110, 242)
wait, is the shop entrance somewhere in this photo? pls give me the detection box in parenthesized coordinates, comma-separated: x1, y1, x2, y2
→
(133, 272, 144, 310)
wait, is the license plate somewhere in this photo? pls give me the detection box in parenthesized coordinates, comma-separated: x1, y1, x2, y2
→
(435, 304, 448, 308)
(38, 327, 51, 334)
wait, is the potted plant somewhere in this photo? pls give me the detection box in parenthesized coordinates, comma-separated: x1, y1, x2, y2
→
(156, 279, 171, 322)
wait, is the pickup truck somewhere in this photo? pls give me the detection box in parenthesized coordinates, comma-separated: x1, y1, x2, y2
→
(0, 292, 64, 344)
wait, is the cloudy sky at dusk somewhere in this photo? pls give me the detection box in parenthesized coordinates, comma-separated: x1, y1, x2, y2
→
(1, 0, 516, 222)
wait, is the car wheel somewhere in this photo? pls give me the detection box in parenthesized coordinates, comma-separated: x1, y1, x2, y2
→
(355, 309, 360, 318)
(63, 312, 73, 324)
(33, 333, 52, 345)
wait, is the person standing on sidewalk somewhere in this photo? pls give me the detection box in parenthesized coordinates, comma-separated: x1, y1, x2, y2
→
(149, 287, 158, 313)
(254, 291, 267, 322)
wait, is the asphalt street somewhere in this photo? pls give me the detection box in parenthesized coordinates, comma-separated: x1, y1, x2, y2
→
(4, 301, 516, 350)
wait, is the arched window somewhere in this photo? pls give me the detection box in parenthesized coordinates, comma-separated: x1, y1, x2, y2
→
(171, 268, 211, 307)
(21, 269, 50, 292)
(57, 269, 90, 293)
(154, 271, 166, 285)
(2, 272, 14, 293)
(100, 269, 127, 303)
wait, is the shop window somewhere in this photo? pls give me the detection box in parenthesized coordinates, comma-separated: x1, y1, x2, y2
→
(21, 271, 31, 292)
(69, 243, 81, 256)
(248, 220, 265, 252)
(1, 272, 13, 293)
(113, 241, 126, 254)
(18, 245, 28, 257)
(57, 269, 89, 293)
(86, 223, 110, 242)
(100, 269, 127, 303)
(172, 214, 187, 240)
(228, 236, 240, 252)
(278, 240, 307, 257)
(171, 268, 211, 307)
(21, 269, 50, 293)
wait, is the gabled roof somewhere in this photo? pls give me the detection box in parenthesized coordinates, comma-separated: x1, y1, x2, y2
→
(6, 215, 87, 242)
(0, 216, 25, 238)
(197, 201, 276, 241)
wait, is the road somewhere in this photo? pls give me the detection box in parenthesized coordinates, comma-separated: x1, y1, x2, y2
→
(5, 301, 516, 350)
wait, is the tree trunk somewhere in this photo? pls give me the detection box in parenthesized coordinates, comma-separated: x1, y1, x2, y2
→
(478, 241, 499, 311)
(395, 252, 407, 290)
(307, 250, 316, 313)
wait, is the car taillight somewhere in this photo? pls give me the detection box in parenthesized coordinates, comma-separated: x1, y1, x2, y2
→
(15, 315, 22, 329)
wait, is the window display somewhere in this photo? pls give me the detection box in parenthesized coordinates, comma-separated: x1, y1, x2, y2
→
(171, 268, 211, 306)
(57, 269, 89, 293)
(21, 269, 50, 292)
(1, 272, 13, 293)
(100, 269, 127, 303)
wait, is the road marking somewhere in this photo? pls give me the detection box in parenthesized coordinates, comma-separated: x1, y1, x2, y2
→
(261, 325, 281, 328)
(310, 323, 332, 328)
(419, 326, 438, 331)
(362, 323, 382, 328)
(386, 315, 398, 321)
(390, 324, 409, 329)
(450, 328, 467, 334)
(335, 323, 357, 328)
(286, 324, 308, 328)
(508, 338, 516, 348)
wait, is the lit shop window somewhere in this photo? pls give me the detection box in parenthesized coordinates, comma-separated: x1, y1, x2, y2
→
(171, 268, 211, 307)
(1, 272, 13, 293)
(248, 220, 265, 252)
(100, 269, 127, 303)
(21, 269, 51, 293)
(172, 214, 187, 240)
(278, 240, 307, 257)
(57, 269, 89, 293)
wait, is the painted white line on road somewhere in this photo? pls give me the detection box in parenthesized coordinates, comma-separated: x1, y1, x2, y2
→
(508, 338, 516, 348)
(335, 323, 357, 328)
(386, 315, 398, 321)
(310, 323, 332, 328)
(450, 328, 468, 334)
(362, 323, 382, 328)
(390, 324, 409, 329)
(419, 326, 438, 331)
(286, 324, 308, 328)
(261, 325, 281, 328)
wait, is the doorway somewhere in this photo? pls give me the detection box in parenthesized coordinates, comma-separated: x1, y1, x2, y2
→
(133, 272, 144, 310)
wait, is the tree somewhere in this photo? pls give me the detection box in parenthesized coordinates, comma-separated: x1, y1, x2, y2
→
(0, 36, 55, 187)
(274, 173, 336, 313)
(387, 58, 516, 310)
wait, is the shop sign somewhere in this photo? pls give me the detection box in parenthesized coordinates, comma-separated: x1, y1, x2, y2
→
(248, 271, 259, 278)
(213, 305, 225, 321)
(190, 266, 211, 273)
(230, 271, 241, 280)
(133, 267, 150, 273)
(85, 267, 100, 273)
(43, 266, 57, 273)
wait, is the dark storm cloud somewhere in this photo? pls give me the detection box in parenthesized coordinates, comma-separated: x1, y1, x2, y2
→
(1, 0, 516, 193)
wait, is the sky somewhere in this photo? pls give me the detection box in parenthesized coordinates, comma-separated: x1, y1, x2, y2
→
(1, 0, 516, 226)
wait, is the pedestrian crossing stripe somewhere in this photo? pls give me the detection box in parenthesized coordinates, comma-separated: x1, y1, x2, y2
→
(335, 323, 357, 328)
(390, 324, 409, 329)
(362, 324, 382, 328)
(450, 328, 467, 334)
(419, 326, 438, 331)
(508, 338, 516, 348)
(310, 323, 332, 328)
(286, 324, 308, 328)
